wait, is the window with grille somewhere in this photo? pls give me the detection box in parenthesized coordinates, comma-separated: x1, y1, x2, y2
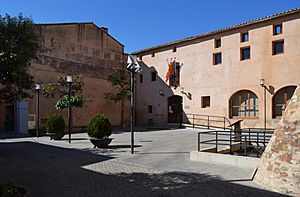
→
(229, 90, 259, 118)
(272, 86, 296, 118)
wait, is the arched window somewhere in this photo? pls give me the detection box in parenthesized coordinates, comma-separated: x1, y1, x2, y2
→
(272, 86, 296, 118)
(229, 90, 259, 118)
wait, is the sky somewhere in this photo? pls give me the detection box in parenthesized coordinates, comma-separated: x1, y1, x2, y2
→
(0, 0, 300, 53)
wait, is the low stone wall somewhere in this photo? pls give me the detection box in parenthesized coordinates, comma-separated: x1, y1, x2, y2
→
(190, 150, 259, 169)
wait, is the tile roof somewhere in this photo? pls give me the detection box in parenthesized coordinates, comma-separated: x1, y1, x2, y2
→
(132, 8, 300, 55)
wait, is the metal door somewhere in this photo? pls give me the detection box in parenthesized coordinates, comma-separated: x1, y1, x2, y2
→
(168, 95, 183, 123)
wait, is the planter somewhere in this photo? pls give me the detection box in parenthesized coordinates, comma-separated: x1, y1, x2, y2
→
(90, 138, 112, 148)
(47, 132, 65, 140)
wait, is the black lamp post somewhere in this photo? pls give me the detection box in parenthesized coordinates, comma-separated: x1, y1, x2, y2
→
(127, 55, 142, 154)
(260, 79, 267, 144)
(66, 75, 73, 143)
(35, 83, 41, 138)
(260, 79, 267, 131)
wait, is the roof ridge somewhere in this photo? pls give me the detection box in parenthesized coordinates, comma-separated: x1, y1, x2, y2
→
(132, 7, 300, 54)
(36, 22, 95, 26)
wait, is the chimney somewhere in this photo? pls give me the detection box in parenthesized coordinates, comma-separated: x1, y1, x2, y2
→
(101, 27, 108, 33)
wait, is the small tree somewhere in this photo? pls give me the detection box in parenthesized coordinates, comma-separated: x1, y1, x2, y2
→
(105, 71, 130, 128)
(0, 14, 40, 103)
(41, 74, 84, 109)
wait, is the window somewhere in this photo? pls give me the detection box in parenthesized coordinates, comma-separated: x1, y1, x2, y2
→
(201, 96, 210, 108)
(140, 74, 143, 83)
(148, 105, 152, 113)
(273, 40, 284, 55)
(273, 24, 282, 35)
(213, 53, 222, 65)
(151, 71, 157, 81)
(152, 52, 155, 57)
(272, 86, 296, 118)
(241, 32, 249, 42)
(139, 56, 142, 60)
(173, 47, 177, 52)
(241, 47, 250, 60)
(215, 39, 221, 48)
(229, 90, 259, 118)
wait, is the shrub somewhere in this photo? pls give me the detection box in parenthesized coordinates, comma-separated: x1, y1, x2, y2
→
(45, 114, 65, 134)
(87, 114, 112, 139)
(55, 95, 84, 110)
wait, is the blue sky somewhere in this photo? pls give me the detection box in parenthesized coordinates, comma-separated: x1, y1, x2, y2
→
(0, 0, 299, 53)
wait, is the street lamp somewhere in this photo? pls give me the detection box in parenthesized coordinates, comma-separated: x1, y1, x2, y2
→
(35, 83, 41, 138)
(66, 75, 73, 143)
(260, 78, 267, 144)
(127, 55, 142, 154)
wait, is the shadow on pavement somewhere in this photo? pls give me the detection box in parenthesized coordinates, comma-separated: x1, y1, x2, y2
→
(106, 145, 142, 149)
(137, 151, 190, 155)
(0, 141, 287, 197)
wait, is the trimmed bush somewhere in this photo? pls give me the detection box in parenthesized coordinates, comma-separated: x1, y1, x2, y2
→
(87, 114, 112, 139)
(45, 114, 65, 134)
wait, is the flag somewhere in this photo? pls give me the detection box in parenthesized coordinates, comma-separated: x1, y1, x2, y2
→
(165, 59, 174, 82)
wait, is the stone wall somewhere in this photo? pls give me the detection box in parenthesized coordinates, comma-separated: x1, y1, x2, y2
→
(254, 86, 300, 196)
(28, 23, 129, 127)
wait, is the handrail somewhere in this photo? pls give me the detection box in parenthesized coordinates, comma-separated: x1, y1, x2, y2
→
(197, 128, 275, 158)
(184, 113, 232, 130)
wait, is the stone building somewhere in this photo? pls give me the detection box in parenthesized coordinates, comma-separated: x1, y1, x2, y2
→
(0, 22, 129, 134)
(133, 8, 300, 129)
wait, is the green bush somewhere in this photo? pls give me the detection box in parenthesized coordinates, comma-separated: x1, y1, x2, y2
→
(45, 114, 65, 134)
(55, 95, 84, 110)
(87, 114, 112, 139)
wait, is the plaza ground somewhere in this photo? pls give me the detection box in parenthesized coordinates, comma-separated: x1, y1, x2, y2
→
(0, 128, 286, 196)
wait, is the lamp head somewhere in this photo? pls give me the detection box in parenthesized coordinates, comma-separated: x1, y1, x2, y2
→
(66, 75, 73, 83)
(35, 83, 41, 90)
(260, 79, 265, 86)
(180, 87, 185, 94)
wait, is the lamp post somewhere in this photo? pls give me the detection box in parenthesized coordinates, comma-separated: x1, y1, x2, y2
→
(35, 83, 41, 138)
(260, 79, 267, 131)
(260, 79, 267, 144)
(66, 75, 73, 143)
(127, 55, 142, 154)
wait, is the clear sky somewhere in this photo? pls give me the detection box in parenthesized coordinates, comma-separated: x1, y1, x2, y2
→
(0, 0, 299, 53)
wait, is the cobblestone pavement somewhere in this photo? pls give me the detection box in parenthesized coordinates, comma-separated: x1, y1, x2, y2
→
(0, 129, 287, 196)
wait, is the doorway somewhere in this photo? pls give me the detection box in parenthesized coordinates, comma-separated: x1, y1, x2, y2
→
(168, 95, 183, 123)
(4, 105, 14, 132)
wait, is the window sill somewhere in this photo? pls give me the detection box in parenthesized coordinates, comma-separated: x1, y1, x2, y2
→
(272, 52, 284, 56)
(230, 116, 258, 119)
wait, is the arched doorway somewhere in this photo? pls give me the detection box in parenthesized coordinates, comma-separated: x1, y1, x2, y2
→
(168, 95, 183, 123)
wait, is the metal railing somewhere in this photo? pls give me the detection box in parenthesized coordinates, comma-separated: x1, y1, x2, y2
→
(198, 128, 274, 158)
(183, 113, 232, 130)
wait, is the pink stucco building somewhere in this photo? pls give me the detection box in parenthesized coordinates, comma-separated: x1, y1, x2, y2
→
(133, 8, 300, 129)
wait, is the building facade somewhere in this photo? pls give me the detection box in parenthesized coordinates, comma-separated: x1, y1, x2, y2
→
(0, 22, 129, 133)
(133, 8, 300, 129)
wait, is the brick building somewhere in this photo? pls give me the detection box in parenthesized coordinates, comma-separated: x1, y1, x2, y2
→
(0, 22, 129, 134)
(133, 8, 300, 129)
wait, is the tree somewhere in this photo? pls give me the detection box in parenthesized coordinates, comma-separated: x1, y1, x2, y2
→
(41, 74, 84, 110)
(0, 14, 39, 103)
(105, 71, 130, 128)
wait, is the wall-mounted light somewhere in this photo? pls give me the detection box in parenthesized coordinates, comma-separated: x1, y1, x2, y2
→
(159, 89, 165, 96)
(180, 87, 185, 94)
(260, 79, 265, 87)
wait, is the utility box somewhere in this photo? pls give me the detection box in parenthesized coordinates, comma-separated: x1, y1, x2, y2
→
(16, 101, 29, 135)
